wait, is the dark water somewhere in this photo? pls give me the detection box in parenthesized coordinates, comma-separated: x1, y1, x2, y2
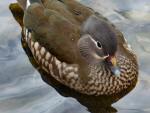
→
(0, 0, 150, 113)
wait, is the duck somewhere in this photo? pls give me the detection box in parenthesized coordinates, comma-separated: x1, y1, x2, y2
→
(10, 0, 138, 112)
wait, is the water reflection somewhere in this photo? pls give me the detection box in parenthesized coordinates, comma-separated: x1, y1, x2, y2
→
(0, 0, 150, 113)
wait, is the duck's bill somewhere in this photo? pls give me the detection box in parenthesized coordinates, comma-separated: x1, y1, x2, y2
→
(109, 56, 121, 76)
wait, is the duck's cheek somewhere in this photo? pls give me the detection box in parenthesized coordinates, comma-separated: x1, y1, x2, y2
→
(95, 49, 105, 57)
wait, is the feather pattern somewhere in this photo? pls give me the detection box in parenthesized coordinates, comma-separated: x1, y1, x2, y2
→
(25, 30, 138, 96)
(21, 0, 138, 97)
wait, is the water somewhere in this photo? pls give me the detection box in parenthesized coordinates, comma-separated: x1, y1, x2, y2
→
(0, 0, 150, 113)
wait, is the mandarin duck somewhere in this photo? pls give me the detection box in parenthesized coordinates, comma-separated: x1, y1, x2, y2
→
(10, 0, 138, 112)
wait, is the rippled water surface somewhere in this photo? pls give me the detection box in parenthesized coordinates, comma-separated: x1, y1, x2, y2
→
(0, 0, 150, 113)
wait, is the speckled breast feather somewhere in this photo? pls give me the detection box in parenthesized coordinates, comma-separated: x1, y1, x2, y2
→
(25, 29, 138, 96)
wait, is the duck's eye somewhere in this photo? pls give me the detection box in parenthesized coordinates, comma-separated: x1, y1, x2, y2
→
(96, 41, 102, 48)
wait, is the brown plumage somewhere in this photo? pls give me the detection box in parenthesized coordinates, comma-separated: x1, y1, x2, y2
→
(10, 0, 138, 112)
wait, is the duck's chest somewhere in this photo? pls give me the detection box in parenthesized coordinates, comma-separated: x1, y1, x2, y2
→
(76, 57, 138, 96)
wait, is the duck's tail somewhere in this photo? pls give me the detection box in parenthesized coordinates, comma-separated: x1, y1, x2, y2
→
(9, 2, 24, 27)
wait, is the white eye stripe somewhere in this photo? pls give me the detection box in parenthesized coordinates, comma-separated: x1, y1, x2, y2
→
(86, 34, 102, 49)
(88, 35, 97, 44)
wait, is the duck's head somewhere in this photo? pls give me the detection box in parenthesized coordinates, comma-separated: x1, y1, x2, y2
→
(78, 15, 120, 76)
